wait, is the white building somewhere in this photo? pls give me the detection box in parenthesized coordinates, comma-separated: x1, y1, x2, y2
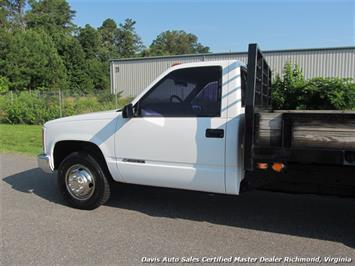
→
(110, 46, 355, 97)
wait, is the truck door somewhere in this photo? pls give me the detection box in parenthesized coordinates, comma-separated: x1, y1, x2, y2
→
(115, 65, 227, 193)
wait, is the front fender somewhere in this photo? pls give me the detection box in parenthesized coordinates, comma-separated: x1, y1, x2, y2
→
(44, 117, 122, 181)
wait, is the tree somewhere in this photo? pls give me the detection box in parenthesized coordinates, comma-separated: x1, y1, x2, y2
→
(26, 0, 75, 35)
(87, 59, 109, 91)
(98, 17, 144, 60)
(1, 1, 148, 94)
(56, 33, 94, 93)
(77, 24, 111, 90)
(0, 29, 11, 73)
(77, 24, 102, 59)
(116, 18, 143, 58)
(145, 30, 210, 56)
(3, 29, 67, 90)
(0, 0, 9, 29)
(1, 0, 26, 30)
(98, 18, 119, 59)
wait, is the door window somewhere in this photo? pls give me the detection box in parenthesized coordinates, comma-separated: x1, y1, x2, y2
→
(137, 66, 222, 117)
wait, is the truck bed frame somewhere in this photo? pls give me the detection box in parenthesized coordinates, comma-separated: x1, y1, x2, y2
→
(244, 44, 355, 173)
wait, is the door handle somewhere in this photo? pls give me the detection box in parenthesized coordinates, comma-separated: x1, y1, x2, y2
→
(205, 128, 224, 138)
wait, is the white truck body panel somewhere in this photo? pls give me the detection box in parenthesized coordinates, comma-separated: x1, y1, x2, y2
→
(41, 60, 245, 195)
(115, 117, 227, 193)
(43, 111, 120, 180)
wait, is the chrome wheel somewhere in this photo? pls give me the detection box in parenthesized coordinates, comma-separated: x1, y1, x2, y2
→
(65, 164, 95, 200)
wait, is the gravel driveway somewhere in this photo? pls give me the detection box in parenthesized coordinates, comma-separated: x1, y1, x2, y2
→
(1, 153, 354, 265)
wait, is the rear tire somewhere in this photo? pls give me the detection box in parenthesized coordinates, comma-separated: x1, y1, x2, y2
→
(58, 151, 111, 210)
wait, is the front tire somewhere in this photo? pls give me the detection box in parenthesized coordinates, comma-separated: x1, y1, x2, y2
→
(58, 151, 111, 210)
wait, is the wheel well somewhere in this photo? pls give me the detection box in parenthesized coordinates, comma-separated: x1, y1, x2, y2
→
(53, 141, 113, 181)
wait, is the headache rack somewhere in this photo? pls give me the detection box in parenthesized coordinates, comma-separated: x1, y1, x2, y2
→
(244, 44, 355, 172)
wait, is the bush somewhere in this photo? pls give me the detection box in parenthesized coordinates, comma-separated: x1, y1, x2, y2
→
(305, 78, 355, 110)
(272, 62, 355, 110)
(0, 91, 131, 125)
(0, 76, 10, 94)
(0, 91, 58, 124)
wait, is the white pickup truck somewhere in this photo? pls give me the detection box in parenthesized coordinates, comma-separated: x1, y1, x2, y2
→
(38, 44, 355, 209)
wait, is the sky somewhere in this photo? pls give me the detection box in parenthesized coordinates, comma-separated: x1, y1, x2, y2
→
(68, 0, 355, 53)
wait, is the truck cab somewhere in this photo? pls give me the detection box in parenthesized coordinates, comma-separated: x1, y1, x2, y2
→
(38, 59, 248, 209)
(116, 60, 246, 195)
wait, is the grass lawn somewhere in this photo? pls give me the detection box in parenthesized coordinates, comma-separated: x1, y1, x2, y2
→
(0, 124, 42, 156)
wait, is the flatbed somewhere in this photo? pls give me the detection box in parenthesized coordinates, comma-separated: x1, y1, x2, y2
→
(244, 44, 355, 188)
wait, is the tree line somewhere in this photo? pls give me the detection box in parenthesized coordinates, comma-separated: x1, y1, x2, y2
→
(0, 0, 210, 93)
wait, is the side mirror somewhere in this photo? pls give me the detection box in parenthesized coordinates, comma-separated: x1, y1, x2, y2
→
(122, 103, 134, 118)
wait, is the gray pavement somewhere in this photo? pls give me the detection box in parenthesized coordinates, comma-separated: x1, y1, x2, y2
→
(1, 153, 355, 265)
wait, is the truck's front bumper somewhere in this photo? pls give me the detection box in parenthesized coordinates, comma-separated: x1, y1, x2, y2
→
(37, 154, 53, 173)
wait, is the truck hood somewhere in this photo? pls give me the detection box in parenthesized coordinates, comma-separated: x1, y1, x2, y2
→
(44, 110, 121, 127)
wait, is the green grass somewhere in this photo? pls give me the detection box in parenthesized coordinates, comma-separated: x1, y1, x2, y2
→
(0, 124, 42, 156)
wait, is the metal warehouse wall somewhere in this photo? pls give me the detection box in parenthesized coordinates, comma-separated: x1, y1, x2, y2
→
(110, 47, 355, 97)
